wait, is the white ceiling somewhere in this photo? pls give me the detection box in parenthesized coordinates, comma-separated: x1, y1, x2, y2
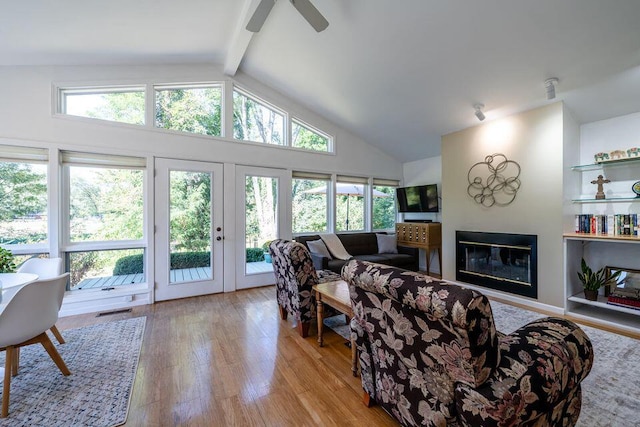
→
(2, 0, 640, 162)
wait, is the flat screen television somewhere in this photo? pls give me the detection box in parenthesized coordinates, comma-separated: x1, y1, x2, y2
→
(396, 184, 439, 213)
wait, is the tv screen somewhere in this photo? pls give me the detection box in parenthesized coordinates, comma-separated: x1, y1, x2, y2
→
(396, 184, 438, 212)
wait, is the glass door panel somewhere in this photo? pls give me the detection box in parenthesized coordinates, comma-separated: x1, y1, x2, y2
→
(169, 170, 212, 283)
(235, 166, 289, 289)
(245, 175, 278, 276)
(155, 159, 223, 301)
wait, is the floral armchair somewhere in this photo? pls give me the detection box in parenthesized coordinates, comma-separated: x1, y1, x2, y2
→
(269, 239, 341, 337)
(343, 260, 594, 427)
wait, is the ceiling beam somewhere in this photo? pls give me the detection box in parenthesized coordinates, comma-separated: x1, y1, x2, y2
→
(224, 0, 261, 76)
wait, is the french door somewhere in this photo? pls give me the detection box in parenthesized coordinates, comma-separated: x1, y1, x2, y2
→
(154, 159, 224, 301)
(235, 165, 290, 289)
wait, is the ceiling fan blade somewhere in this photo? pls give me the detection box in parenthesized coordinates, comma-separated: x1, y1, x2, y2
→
(246, 0, 275, 32)
(290, 0, 329, 32)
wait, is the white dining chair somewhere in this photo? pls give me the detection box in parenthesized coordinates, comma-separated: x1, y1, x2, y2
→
(0, 273, 71, 417)
(17, 258, 66, 344)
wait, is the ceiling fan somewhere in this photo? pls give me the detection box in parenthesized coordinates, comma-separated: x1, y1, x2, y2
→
(246, 0, 329, 33)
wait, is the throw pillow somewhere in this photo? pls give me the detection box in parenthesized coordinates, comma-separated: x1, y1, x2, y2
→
(377, 234, 398, 254)
(307, 239, 333, 259)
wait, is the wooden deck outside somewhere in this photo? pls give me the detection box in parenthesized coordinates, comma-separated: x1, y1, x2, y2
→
(74, 262, 274, 289)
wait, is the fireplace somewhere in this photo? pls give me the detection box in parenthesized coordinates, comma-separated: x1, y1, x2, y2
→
(456, 231, 537, 298)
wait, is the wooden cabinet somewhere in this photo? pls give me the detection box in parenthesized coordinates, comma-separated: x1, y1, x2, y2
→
(396, 222, 442, 276)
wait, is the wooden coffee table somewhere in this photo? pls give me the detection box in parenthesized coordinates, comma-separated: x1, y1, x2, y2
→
(313, 279, 358, 377)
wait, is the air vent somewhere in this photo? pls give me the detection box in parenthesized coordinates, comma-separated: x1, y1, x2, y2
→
(96, 308, 132, 317)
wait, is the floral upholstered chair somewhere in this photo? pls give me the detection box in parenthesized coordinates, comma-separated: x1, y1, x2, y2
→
(343, 260, 593, 427)
(269, 239, 341, 337)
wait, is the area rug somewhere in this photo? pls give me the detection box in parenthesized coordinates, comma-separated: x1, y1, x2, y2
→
(323, 314, 351, 340)
(0, 317, 146, 427)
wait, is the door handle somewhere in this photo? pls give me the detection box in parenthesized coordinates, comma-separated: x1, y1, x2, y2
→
(216, 227, 222, 232)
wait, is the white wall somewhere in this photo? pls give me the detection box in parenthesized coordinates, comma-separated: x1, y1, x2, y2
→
(579, 111, 640, 204)
(401, 156, 442, 272)
(441, 102, 569, 307)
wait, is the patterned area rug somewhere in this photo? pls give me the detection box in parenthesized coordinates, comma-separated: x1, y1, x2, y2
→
(0, 317, 145, 427)
(323, 314, 351, 340)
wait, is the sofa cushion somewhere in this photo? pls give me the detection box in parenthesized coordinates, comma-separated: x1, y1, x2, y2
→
(307, 239, 332, 259)
(376, 233, 398, 254)
(336, 233, 378, 255)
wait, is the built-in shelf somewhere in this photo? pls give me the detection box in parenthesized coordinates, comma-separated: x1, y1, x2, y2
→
(571, 196, 640, 203)
(571, 156, 640, 171)
(568, 293, 640, 317)
(563, 233, 640, 242)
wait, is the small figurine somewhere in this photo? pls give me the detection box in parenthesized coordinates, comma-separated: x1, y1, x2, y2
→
(627, 147, 640, 158)
(594, 152, 609, 162)
(591, 175, 610, 200)
(610, 150, 626, 160)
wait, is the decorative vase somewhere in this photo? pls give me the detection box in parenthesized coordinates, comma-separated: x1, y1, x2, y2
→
(264, 253, 272, 263)
(584, 289, 598, 301)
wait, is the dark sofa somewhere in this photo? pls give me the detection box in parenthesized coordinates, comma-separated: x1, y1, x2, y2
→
(295, 232, 419, 273)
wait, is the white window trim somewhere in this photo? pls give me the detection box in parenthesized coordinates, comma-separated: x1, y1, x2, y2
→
(291, 117, 334, 153)
(232, 85, 289, 146)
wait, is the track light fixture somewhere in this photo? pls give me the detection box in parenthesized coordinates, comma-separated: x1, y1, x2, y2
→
(545, 78, 559, 100)
(474, 104, 485, 121)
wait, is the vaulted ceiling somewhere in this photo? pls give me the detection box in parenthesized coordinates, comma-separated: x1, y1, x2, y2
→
(2, 0, 640, 162)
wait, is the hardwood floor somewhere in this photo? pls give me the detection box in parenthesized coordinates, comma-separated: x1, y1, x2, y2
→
(55, 286, 398, 426)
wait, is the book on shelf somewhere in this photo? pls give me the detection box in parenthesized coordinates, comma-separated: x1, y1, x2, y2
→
(607, 287, 640, 309)
(574, 213, 638, 236)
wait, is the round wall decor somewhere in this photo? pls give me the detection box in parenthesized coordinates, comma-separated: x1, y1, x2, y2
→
(467, 153, 521, 207)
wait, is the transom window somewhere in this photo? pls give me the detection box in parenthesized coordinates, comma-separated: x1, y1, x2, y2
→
(233, 88, 285, 145)
(56, 83, 334, 154)
(292, 119, 331, 153)
(155, 84, 223, 136)
(60, 86, 145, 125)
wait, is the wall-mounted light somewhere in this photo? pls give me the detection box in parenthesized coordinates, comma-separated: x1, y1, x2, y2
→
(474, 103, 486, 121)
(545, 78, 559, 100)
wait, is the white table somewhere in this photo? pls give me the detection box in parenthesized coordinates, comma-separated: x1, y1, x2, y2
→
(0, 273, 39, 308)
(0, 273, 39, 289)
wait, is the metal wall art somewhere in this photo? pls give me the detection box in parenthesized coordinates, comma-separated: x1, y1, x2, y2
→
(467, 153, 521, 207)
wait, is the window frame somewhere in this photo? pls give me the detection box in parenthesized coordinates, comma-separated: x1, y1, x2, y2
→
(153, 82, 225, 137)
(0, 145, 50, 255)
(61, 151, 148, 291)
(291, 117, 333, 153)
(58, 85, 147, 125)
(54, 82, 336, 155)
(232, 85, 288, 146)
(291, 171, 332, 235)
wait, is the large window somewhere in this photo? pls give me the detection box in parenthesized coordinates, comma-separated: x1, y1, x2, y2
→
(292, 172, 330, 234)
(60, 86, 145, 125)
(372, 179, 399, 230)
(0, 146, 49, 250)
(292, 119, 331, 153)
(155, 84, 223, 136)
(335, 176, 367, 232)
(233, 88, 285, 145)
(63, 151, 146, 290)
(57, 83, 335, 154)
